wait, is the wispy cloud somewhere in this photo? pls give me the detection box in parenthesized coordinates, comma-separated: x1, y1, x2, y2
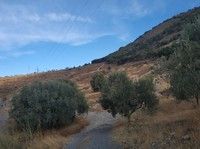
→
(46, 12, 93, 23)
(0, 0, 165, 53)
(101, 0, 156, 18)
(11, 50, 35, 58)
(0, 50, 35, 60)
(0, 3, 105, 51)
(130, 0, 151, 17)
(100, 0, 166, 41)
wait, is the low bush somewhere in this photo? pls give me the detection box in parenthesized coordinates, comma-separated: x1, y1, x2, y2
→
(90, 72, 106, 92)
(135, 76, 159, 112)
(10, 80, 88, 132)
(99, 72, 158, 122)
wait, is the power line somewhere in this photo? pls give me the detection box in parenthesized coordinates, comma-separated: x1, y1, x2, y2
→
(42, 0, 89, 69)
(53, 0, 105, 66)
(41, 0, 105, 71)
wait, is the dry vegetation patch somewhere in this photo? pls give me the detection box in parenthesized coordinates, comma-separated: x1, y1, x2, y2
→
(0, 117, 88, 149)
(28, 116, 88, 149)
(112, 98, 200, 149)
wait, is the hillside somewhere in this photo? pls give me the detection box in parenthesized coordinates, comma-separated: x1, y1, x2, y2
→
(0, 6, 200, 149)
(0, 60, 153, 110)
(1, 59, 199, 148)
(92, 7, 200, 64)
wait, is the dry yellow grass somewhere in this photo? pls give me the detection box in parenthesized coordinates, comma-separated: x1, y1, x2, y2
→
(0, 60, 169, 149)
(28, 117, 88, 149)
(3, 117, 88, 149)
(113, 96, 200, 149)
(0, 60, 153, 109)
(112, 74, 200, 148)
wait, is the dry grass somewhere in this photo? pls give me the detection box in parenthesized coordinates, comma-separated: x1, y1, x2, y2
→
(28, 116, 88, 149)
(112, 73, 200, 149)
(0, 134, 22, 149)
(0, 60, 160, 149)
(0, 60, 153, 109)
(112, 97, 200, 149)
(2, 116, 88, 149)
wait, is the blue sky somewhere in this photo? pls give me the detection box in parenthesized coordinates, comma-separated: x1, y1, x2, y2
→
(0, 0, 199, 76)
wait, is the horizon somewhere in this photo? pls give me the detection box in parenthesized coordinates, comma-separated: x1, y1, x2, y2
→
(0, 0, 199, 77)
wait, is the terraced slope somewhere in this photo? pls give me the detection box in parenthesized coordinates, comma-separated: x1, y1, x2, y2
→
(0, 60, 153, 110)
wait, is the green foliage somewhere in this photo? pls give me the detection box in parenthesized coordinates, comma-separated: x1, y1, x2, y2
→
(135, 77, 158, 111)
(100, 72, 138, 120)
(10, 80, 88, 132)
(90, 72, 106, 92)
(168, 17, 200, 104)
(99, 72, 158, 121)
(170, 68, 193, 100)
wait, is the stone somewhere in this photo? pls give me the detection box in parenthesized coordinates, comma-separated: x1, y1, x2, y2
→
(181, 135, 190, 141)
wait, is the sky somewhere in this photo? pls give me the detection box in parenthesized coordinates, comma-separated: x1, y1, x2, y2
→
(0, 0, 199, 76)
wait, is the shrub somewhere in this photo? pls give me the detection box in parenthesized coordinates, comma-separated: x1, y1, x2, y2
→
(135, 76, 158, 112)
(99, 72, 158, 122)
(170, 68, 192, 100)
(90, 72, 106, 92)
(167, 17, 200, 104)
(99, 72, 138, 122)
(10, 80, 88, 132)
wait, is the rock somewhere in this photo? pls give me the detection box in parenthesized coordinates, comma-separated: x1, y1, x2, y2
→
(170, 132, 176, 137)
(181, 135, 190, 141)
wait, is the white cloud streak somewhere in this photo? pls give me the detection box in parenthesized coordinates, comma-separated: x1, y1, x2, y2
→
(0, 3, 104, 52)
(11, 50, 35, 58)
(130, 0, 151, 17)
(0, 0, 165, 54)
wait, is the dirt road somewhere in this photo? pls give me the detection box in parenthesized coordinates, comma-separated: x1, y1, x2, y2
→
(65, 111, 122, 149)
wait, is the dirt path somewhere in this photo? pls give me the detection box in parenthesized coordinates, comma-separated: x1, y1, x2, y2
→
(65, 111, 122, 149)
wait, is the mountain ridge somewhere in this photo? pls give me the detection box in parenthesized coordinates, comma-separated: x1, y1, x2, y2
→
(92, 7, 200, 64)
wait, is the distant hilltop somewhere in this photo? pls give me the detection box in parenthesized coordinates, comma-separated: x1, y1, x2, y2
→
(92, 7, 200, 65)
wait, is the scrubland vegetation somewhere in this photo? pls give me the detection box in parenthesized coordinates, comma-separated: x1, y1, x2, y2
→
(0, 80, 89, 149)
(0, 7, 199, 149)
(10, 80, 88, 132)
(112, 16, 200, 148)
(90, 72, 106, 92)
(92, 7, 200, 65)
(90, 72, 158, 122)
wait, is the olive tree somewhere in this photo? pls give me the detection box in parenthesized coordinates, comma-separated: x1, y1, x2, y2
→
(99, 72, 158, 123)
(90, 72, 106, 92)
(168, 18, 200, 104)
(99, 72, 139, 122)
(135, 76, 158, 112)
(10, 80, 88, 132)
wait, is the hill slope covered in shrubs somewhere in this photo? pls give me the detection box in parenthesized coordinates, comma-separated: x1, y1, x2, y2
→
(92, 7, 200, 64)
